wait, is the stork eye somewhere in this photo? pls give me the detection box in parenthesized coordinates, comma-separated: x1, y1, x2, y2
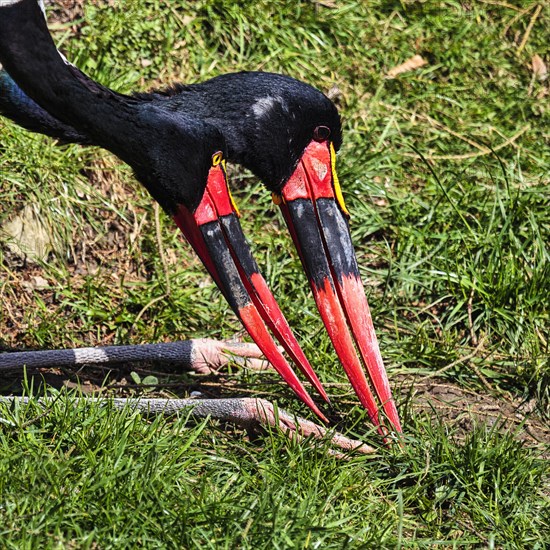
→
(313, 126, 331, 141)
(212, 151, 223, 166)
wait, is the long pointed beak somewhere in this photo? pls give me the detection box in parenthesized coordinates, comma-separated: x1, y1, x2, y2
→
(173, 157, 328, 422)
(275, 140, 402, 434)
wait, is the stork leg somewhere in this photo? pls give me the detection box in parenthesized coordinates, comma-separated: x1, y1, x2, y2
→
(0, 396, 374, 456)
(0, 339, 271, 375)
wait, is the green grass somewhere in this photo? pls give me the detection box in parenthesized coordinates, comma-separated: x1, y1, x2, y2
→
(0, 391, 548, 548)
(1, 0, 549, 547)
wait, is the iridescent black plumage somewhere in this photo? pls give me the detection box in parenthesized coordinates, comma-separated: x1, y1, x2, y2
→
(1, 68, 341, 192)
(0, 0, 225, 213)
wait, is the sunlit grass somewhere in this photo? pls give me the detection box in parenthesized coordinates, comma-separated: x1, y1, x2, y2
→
(0, 391, 548, 547)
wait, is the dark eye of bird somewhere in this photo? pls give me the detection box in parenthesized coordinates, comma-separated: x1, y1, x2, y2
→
(313, 125, 330, 141)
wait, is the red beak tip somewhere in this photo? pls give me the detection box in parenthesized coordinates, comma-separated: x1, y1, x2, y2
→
(318, 410, 329, 424)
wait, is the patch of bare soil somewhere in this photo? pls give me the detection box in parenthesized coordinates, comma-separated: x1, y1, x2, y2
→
(0, 153, 161, 350)
(406, 377, 549, 448)
(46, 0, 87, 27)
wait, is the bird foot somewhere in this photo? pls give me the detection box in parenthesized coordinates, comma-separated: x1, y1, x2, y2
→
(0, 396, 375, 457)
(0, 338, 274, 375)
(131, 396, 375, 456)
(235, 397, 375, 457)
(190, 338, 273, 374)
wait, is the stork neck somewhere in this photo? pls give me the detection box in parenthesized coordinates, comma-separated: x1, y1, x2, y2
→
(0, 0, 142, 162)
(0, 65, 91, 143)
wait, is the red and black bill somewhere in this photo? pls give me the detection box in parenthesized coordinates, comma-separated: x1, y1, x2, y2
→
(275, 139, 402, 434)
(173, 153, 328, 422)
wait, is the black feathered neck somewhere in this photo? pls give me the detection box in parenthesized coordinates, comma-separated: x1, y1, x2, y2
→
(0, 0, 226, 213)
(0, 3, 342, 194)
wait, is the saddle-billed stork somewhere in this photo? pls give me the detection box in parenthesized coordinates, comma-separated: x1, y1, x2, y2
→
(0, 0, 401, 434)
(0, 0, 333, 423)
